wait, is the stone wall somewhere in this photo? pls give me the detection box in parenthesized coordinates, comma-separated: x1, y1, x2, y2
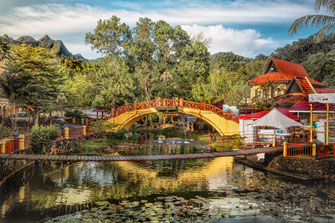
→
(268, 156, 335, 180)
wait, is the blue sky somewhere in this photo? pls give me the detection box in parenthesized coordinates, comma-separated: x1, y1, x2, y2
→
(0, 0, 321, 59)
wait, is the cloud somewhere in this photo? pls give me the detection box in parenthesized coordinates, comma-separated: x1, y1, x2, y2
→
(0, 1, 314, 35)
(0, 1, 313, 58)
(182, 24, 279, 57)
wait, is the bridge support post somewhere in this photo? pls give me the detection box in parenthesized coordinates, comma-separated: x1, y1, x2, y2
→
(0, 141, 5, 153)
(64, 127, 69, 139)
(283, 141, 287, 157)
(19, 134, 25, 150)
(83, 125, 87, 136)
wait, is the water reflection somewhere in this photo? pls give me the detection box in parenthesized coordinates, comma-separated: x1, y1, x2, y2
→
(0, 140, 230, 216)
(1, 140, 335, 222)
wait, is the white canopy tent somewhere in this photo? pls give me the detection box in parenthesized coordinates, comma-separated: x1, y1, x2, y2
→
(252, 108, 303, 129)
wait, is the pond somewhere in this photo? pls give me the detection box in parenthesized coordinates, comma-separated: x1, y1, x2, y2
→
(1, 138, 335, 222)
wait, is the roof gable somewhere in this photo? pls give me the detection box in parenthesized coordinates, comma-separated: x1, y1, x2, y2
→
(248, 58, 325, 86)
(264, 60, 279, 74)
(285, 77, 316, 95)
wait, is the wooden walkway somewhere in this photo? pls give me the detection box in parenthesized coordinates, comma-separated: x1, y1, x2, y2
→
(0, 147, 282, 162)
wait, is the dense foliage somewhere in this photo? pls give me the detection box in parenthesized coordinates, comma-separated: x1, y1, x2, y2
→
(0, 124, 11, 139)
(65, 110, 85, 119)
(0, 43, 63, 121)
(77, 16, 210, 105)
(31, 124, 59, 154)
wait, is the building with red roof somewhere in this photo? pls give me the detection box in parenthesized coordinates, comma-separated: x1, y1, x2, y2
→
(247, 58, 335, 106)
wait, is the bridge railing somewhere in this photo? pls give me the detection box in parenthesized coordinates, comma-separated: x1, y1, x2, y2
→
(285, 142, 333, 159)
(286, 143, 313, 159)
(111, 98, 239, 123)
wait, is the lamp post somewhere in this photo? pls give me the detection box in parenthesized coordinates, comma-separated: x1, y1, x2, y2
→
(57, 91, 67, 119)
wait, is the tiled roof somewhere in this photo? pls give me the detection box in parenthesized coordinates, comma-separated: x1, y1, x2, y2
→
(273, 58, 307, 79)
(248, 58, 325, 86)
(248, 72, 291, 84)
(296, 78, 314, 94)
(315, 88, 335, 93)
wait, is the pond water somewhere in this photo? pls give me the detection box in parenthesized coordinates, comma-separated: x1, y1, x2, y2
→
(1, 139, 335, 222)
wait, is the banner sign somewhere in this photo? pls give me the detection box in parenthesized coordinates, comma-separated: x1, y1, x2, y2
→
(309, 94, 335, 104)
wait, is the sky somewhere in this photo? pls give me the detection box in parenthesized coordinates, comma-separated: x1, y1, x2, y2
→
(0, 0, 321, 59)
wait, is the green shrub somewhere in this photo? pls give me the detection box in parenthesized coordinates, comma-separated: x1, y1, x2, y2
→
(31, 124, 59, 154)
(92, 120, 116, 136)
(65, 110, 84, 119)
(115, 128, 127, 140)
(0, 124, 11, 139)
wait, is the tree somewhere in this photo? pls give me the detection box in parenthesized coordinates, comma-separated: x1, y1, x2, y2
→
(289, 0, 335, 37)
(195, 68, 250, 106)
(85, 16, 210, 104)
(0, 44, 62, 123)
(63, 57, 134, 108)
(85, 16, 131, 56)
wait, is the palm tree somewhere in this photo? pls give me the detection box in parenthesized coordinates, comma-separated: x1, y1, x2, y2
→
(289, 0, 335, 37)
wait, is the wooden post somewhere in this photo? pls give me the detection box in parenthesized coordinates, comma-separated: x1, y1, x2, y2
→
(64, 127, 69, 139)
(72, 118, 75, 124)
(173, 97, 176, 107)
(309, 103, 313, 143)
(18, 134, 25, 150)
(312, 143, 316, 160)
(272, 137, 276, 147)
(283, 141, 287, 157)
(180, 98, 183, 107)
(0, 141, 5, 153)
(326, 103, 329, 145)
(83, 125, 87, 136)
(81, 118, 84, 125)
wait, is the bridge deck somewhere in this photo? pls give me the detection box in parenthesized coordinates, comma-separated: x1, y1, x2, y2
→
(0, 147, 282, 162)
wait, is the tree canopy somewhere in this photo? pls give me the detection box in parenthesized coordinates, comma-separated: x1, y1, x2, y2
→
(0, 44, 62, 107)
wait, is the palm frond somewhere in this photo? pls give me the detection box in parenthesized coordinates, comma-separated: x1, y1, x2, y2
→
(316, 23, 335, 36)
(289, 14, 335, 36)
(315, 0, 335, 15)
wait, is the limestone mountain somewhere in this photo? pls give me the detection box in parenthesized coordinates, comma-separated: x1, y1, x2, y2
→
(0, 34, 86, 60)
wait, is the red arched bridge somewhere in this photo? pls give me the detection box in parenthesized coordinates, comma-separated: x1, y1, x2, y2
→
(109, 98, 239, 136)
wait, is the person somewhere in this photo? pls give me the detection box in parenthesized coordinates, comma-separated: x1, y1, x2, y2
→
(61, 125, 68, 138)
(12, 130, 20, 139)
